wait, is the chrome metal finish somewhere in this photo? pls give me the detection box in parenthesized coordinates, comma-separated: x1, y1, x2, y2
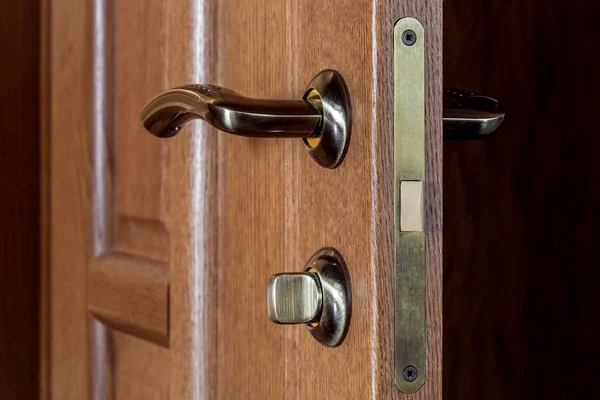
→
(267, 248, 352, 347)
(268, 272, 322, 324)
(443, 89, 506, 139)
(305, 248, 352, 347)
(303, 70, 352, 168)
(394, 17, 426, 394)
(140, 70, 352, 168)
(141, 84, 321, 139)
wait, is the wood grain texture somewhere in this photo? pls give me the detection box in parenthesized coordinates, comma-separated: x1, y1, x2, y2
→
(163, 0, 221, 397)
(219, 1, 290, 397)
(48, 0, 442, 398)
(40, 0, 52, 397)
(49, 0, 93, 396)
(444, 1, 600, 399)
(115, 216, 169, 262)
(89, 252, 169, 345)
(0, 0, 41, 397)
(49, 0, 220, 398)
(218, 0, 442, 399)
(111, 330, 170, 398)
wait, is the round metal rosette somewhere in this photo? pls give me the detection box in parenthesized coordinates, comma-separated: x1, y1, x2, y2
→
(304, 247, 352, 347)
(302, 70, 352, 169)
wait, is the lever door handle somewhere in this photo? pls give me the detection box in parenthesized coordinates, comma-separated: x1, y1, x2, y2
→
(443, 89, 506, 139)
(140, 71, 505, 168)
(140, 69, 352, 168)
(141, 85, 320, 139)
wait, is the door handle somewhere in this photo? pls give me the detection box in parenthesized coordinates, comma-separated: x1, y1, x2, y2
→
(443, 88, 506, 139)
(140, 71, 504, 168)
(141, 70, 352, 168)
(142, 84, 321, 139)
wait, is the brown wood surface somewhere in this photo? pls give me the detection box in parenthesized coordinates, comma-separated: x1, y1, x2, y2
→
(219, 0, 442, 399)
(444, 1, 600, 399)
(0, 0, 41, 398)
(48, 0, 220, 398)
(88, 252, 169, 345)
(48, 0, 442, 399)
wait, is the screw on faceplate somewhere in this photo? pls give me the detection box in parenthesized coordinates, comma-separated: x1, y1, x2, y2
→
(402, 365, 418, 382)
(402, 29, 417, 46)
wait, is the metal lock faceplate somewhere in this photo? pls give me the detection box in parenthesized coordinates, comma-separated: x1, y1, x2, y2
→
(394, 17, 426, 393)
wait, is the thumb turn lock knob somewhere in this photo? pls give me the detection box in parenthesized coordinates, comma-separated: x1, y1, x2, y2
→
(268, 272, 322, 324)
(267, 248, 352, 347)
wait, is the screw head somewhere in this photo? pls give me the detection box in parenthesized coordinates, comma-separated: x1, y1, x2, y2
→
(402, 365, 418, 382)
(402, 29, 417, 46)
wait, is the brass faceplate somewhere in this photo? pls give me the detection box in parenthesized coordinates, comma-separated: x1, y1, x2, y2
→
(394, 17, 426, 393)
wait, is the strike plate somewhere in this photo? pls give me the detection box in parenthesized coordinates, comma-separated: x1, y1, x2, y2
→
(394, 17, 426, 393)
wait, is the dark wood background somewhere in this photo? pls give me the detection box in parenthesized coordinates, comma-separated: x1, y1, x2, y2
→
(444, 1, 600, 399)
(0, 0, 41, 398)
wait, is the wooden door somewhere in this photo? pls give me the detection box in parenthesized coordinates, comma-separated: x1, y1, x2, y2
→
(46, 0, 442, 398)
